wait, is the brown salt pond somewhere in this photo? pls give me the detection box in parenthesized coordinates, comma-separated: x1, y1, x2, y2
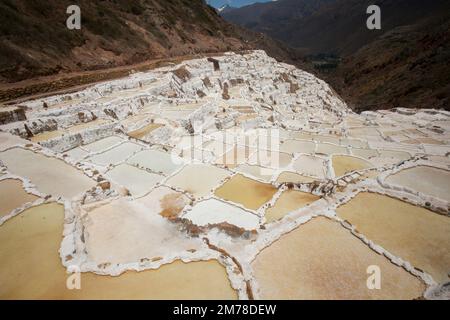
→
(214, 174, 277, 210)
(128, 123, 163, 139)
(337, 193, 450, 284)
(252, 217, 426, 299)
(0, 148, 95, 199)
(0, 179, 39, 218)
(385, 166, 450, 202)
(332, 155, 373, 177)
(264, 190, 319, 223)
(0, 203, 237, 299)
(30, 130, 64, 142)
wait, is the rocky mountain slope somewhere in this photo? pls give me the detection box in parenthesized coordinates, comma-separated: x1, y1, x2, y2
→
(0, 0, 301, 85)
(223, 0, 450, 111)
(331, 11, 450, 111)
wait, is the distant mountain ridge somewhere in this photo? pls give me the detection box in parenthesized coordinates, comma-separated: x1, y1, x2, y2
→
(0, 0, 301, 84)
(223, 0, 450, 110)
(208, 0, 273, 9)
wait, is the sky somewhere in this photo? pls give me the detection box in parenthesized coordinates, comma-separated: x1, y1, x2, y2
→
(206, 0, 274, 9)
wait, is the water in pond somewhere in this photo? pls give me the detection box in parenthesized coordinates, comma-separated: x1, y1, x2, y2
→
(30, 130, 64, 142)
(292, 155, 326, 179)
(128, 124, 163, 139)
(0, 203, 237, 299)
(280, 140, 315, 154)
(252, 217, 425, 299)
(276, 172, 317, 184)
(214, 174, 277, 211)
(0, 148, 95, 199)
(337, 193, 450, 284)
(83, 136, 124, 153)
(128, 149, 182, 176)
(265, 190, 319, 223)
(106, 164, 163, 197)
(0, 179, 39, 218)
(183, 198, 259, 230)
(316, 143, 348, 156)
(235, 164, 275, 182)
(87, 142, 143, 166)
(385, 166, 450, 202)
(332, 155, 373, 177)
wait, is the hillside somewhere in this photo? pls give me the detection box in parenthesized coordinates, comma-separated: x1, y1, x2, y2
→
(329, 11, 450, 111)
(0, 0, 303, 85)
(223, 0, 449, 55)
(223, 0, 450, 111)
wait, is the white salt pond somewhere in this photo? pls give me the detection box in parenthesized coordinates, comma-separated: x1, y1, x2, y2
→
(128, 149, 183, 176)
(87, 142, 143, 166)
(0, 148, 95, 199)
(292, 155, 327, 179)
(385, 166, 450, 202)
(183, 198, 260, 230)
(106, 164, 163, 197)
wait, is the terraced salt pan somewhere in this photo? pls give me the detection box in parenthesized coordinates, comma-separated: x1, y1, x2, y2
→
(183, 199, 259, 230)
(252, 217, 426, 299)
(0, 203, 236, 299)
(316, 143, 349, 156)
(84, 196, 201, 264)
(351, 148, 379, 159)
(248, 151, 293, 169)
(203, 139, 233, 156)
(275, 171, 318, 184)
(30, 130, 65, 142)
(0, 148, 95, 199)
(337, 193, 450, 284)
(64, 147, 89, 161)
(235, 164, 275, 182)
(165, 164, 231, 198)
(403, 138, 444, 145)
(378, 150, 411, 161)
(312, 135, 341, 145)
(66, 119, 112, 133)
(279, 140, 315, 154)
(179, 147, 215, 163)
(137, 186, 190, 219)
(127, 123, 163, 139)
(385, 166, 450, 202)
(87, 142, 143, 166)
(105, 164, 163, 197)
(0, 132, 27, 151)
(349, 127, 383, 141)
(128, 149, 182, 176)
(214, 174, 277, 211)
(0, 179, 39, 218)
(29, 120, 113, 143)
(292, 155, 327, 179)
(264, 190, 319, 223)
(340, 138, 369, 148)
(332, 155, 373, 177)
(83, 136, 125, 153)
(215, 145, 255, 169)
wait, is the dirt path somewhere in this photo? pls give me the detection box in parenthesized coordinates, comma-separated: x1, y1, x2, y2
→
(0, 52, 231, 104)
